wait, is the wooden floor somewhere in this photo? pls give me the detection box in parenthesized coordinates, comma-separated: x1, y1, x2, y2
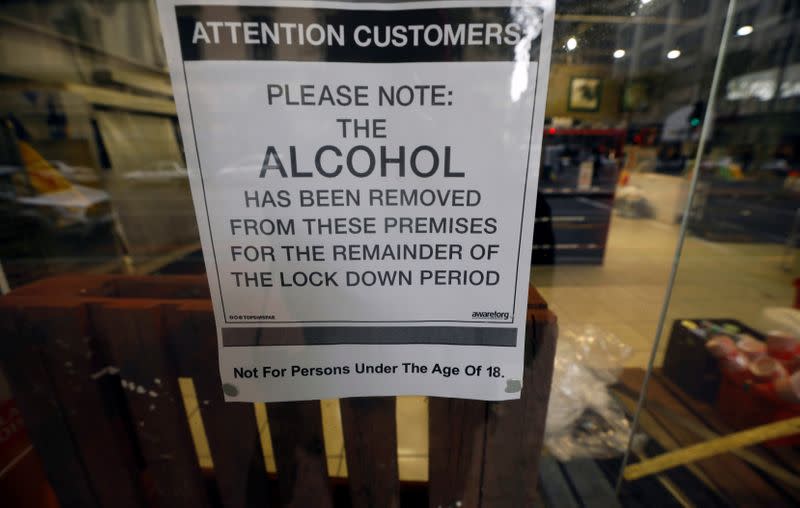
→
(538, 368, 800, 507)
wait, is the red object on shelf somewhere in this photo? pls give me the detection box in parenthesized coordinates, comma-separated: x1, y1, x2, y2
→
(766, 331, 800, 372)
(716, 372, 800, 447)
(542, 128, 626, 154)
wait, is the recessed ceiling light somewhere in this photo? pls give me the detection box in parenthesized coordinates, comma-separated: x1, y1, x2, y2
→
(736, 25, 754, 36)
(667, 49, 681, 60)
(566, 37, 577, 51)
(614, 49, 626, 59)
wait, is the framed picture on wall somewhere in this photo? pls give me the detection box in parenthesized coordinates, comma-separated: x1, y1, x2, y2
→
(621, 79, 651, 112)
(568, 77, 603, 112)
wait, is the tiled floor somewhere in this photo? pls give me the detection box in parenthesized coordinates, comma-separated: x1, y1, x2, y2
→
(534, 215, 795, 367)
(182, 214, 797, 482)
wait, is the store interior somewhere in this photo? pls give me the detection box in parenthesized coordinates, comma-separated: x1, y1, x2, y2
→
(1, 0, 800, 506)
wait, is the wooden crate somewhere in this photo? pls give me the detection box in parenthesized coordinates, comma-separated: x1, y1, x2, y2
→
(0, 275, 557, 508)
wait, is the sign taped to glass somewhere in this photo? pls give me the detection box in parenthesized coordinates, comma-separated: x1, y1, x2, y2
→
(156, 0, 555, 401)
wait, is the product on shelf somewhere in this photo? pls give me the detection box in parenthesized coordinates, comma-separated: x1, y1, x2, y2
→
(702, 325, 800, 446)
(749, 356, 788, 383)
(737, 334, 767, 361)
(766, 330, 800, 371)
(775, 372, 800, 404)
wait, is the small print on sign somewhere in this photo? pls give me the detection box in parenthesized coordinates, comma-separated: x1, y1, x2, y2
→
(157, 0, 555, 402)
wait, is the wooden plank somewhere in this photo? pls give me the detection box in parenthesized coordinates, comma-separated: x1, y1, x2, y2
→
(340, 397, 400, 508)
(656, 371, 800, 478)
(91, 302, 212, 508)
(605, 452, 697, 508)
(267, 400, 333, 508)
(7, 274, 209, 301)
(480, 309, 558, 507)
(654, 372, 800, 502)
(164, 304, 270, 508)
(0, 306, 99, 508)
(625, 417, 800, 481)
(428, 397, 486, 508)
(619, 369, 792, 506)
(562, 458, 622, 508)
(23, 303, 144, 508)
(107, 276, 209, 300)
(538, 456, 579, 508)
(630, 379, 800, 493)
(610, 386, 727, 502)
(3, 274, 110, 297)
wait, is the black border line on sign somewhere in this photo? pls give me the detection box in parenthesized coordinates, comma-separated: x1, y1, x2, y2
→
(179, 38, 541, 327)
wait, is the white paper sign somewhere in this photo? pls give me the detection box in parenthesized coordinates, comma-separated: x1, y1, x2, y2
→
(157, 0, 554, 402)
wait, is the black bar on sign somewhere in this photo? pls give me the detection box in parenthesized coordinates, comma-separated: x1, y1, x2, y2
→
(176, 5, 542, 62)
(222, 326, 517, 346)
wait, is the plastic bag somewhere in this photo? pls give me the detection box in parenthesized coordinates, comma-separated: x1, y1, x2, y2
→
(544, 325, 634, 461)
(614, 185, 653, 218)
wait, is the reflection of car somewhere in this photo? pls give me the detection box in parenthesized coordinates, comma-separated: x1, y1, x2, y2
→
(0, 164, 113, 236)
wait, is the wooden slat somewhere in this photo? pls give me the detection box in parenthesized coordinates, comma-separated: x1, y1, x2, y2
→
(625, 418, 800, 482)
(538, 456, 579, 508)
(7, 274, 210, 301)
(91, 302, 212, 508)
(644, 396, 800, 493)
(480, 309, 558, 507)
(611, 385, 728, 502)
(24, 303, 144, 508)
(164, 304, 271, 508)
(0, 306, 100, 508)
(656, 371, 800, 478)
(106, 276, 210, 300)
(653, 372, 800, 501)
(562, 459, 622, 508)
(619, 369, 791, 506)
(340, 397, 400, 508)
(428, 397, 486, 508)
(267, 401, 333, 508)
(3, 275, 111, 298)
(599, 450, 699, 508)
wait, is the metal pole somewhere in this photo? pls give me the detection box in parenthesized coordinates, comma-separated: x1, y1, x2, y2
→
(615, 0, 738, 493)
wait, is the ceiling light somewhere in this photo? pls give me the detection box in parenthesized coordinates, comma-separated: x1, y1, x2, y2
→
(667, 49, 681, 60)
(613, 49, 626, 59)
(736, 25, 754, 36)
(566, 37, 577, 51)
(641, 0, 652, 4)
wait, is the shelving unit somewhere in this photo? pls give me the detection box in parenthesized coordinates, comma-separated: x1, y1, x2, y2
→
(533, 128, 624, 265)
(689, 179, 799, 243)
